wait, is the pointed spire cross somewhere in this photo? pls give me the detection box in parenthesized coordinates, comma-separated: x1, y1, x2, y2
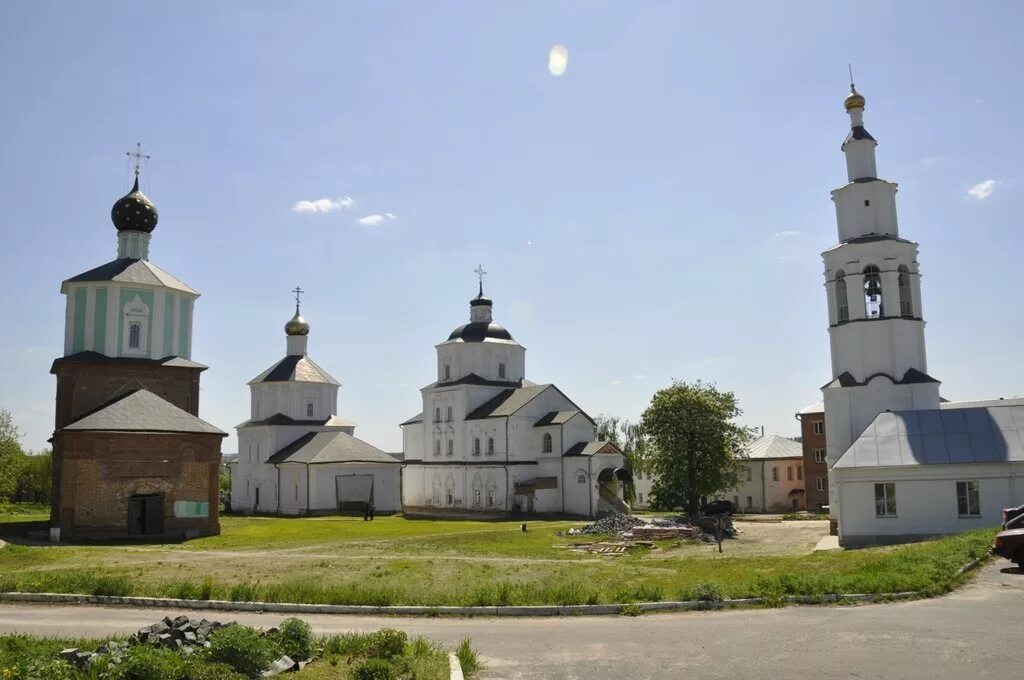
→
(126, 142, 150, 178)
(292, 285, 304, 309)
(474, 264, 487, 295)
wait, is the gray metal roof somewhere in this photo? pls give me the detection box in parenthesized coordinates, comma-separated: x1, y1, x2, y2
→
(51, 351, 207, 372)
(400, 412, 424, 426)
(249, 354, 339, 385)
(742, 435, 804, 460)
(61, 389, 225, 435)
(237, 413, 357, 429)
(466, 384, 551, 419)
(63, 259, 197, 295)
(534, 410, 580, 427)
(267, 431, 400, 465)
(834, 404, 1024, 469)
(563, 441, 622, 457)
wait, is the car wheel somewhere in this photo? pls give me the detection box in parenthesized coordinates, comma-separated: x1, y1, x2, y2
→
(1015, 548, 1024, 571)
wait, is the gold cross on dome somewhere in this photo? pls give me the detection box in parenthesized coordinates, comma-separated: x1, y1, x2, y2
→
(126, 142, 150, 177)
(292, 286, 304, 306)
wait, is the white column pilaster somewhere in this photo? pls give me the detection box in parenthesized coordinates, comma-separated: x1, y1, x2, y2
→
(151, 290, 165, 359)
(105, 285, 120, 356)
(63, 289, 75, 355)
(171, 295, 181, 356)
(83, 287, 96, 351)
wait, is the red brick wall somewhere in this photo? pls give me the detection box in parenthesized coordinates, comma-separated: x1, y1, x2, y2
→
(53, 430, 222, 540)
(800, 412, 829, 510)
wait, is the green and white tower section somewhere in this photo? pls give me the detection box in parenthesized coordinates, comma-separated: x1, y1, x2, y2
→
(60, 171, 198, 361)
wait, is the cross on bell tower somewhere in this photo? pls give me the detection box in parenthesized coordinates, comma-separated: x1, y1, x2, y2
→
(126, 142, 150, 180)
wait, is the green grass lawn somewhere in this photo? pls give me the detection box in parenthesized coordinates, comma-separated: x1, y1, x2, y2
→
(0, 512, 997, 607)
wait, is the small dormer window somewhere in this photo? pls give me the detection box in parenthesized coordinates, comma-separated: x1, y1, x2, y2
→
(128, 323, 141, 350)
(542, 433, 553, 454)
(306, 402, 314, 417)
(498, 363, 506, 379)
(444, 364, 451, 381)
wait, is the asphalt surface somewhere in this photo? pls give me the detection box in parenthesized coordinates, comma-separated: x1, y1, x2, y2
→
(0, 559, 1021, 679)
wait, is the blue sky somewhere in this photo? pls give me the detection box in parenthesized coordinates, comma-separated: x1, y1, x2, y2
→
(1, 1, 1021, 454)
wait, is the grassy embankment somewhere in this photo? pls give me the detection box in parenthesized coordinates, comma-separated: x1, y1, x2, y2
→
(0, 512, 996, 607)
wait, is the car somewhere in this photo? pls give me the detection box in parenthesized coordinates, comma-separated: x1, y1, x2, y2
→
(701, 499, 734, 516)
(993, 505, 1024, 569)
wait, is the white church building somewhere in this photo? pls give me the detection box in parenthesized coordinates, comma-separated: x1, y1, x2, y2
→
(821, 83, 1023, 546)
(400, 279, 629, 517)
(229, 297, 401, 515)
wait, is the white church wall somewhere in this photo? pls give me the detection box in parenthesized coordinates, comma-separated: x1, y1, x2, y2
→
(562, 414, 596, 451)
(561, 459, 592, 516)
(278, 464, 306, 515)
(309, 465, 401, 513)
(835, 462, 1023, 546)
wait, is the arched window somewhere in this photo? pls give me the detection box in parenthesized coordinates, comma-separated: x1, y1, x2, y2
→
(447, 439, 454, 456)
(487, 437, 495, 455)
(434, 407, 441, 423)
(542, 433, 553, 454)
(446, 406, 453, 422)
(835, 270, 849, 323)
(434, 439, 441, 456)
(898, 265, 913, 317)
(306, 402, 314, 417)
(863, 265, 884, 318)
(128, 322, 141, 349)
(444, 364, 451, 381)
(473, 438, 481, 456)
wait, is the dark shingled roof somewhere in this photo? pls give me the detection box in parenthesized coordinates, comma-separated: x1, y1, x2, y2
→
(422, 373, 527, 390)
(446, 322, 514, 343)
(823, 369, 940, 390)
(400, 412, 424, 426)
(237, 413, 357, 429)
(51, 351, 207, 374)
(61, 389, 225, 435)
(563, 441, 622, 457)
(250, 354, 339, 385)
(63, 259, 196, 294)
(534, 410, 581, 427)
(466, 384, 551, 420)
(267, 431, 400, 465)
(842, 125, 876, 148)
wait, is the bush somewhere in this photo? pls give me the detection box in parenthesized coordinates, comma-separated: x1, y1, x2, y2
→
(183, 660, 246, 680)
(115, 645, 187, 680)
(364, 629, 407, 660)
(274, 617, 313, 661)
(691, 581, 724, 603)
(455, 638, 482, 677)
(207, 624, 278, 676)
(353, 658, 397, 680)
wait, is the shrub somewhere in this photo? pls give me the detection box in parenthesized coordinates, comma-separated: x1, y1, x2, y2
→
(353, 658, 396, 680)
(455, 638, 482, 677)
(691, 581, 724, 603)
(364, 629, 407, 660)
(116, 645, 187, 680)
(92, 575, 132, 597)
(183, 660, 246, 680)
(322, 632, 370, 657)
(207, 624, 278, 676)
(274, 617, 313, 661)
(618, 603, 644, 617)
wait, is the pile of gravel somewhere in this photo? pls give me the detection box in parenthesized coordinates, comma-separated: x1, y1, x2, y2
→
(59, 616, 230, 670)
(571, 513, 647, 536)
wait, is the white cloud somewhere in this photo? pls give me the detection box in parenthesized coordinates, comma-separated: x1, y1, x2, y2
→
(606, 379, 624, 386)
(356, 213, 398, 226)
(966, 179, 998, 200)
(292, 197, 355, 213)
(634, 374, 648, 380)
(773, 230, 803, 237)
(548, 44, 568, 76)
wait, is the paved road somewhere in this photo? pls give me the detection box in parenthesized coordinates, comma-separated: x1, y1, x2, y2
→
(1, 559, 1021, 679)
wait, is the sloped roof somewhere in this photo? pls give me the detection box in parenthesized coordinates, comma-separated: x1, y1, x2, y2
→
(798, 401, 824, 415)
(61, 389, 225, 435)
(51, 351, 207, 373)
(267, 430, 400, 465)
(834, 403, 1024, 469)
(400, 412, 424, 426)
(250, 354, 339, 385)
(742, 435, 803, 460)
(63, 259, 197, 295)
(421, 373, 530, 390)
(564, 441, 622, 457)
(237, 413, 357, 429)
(822, 368, 939, 390)
(466, 384, 551, 420)
(534, 410, 580, 427)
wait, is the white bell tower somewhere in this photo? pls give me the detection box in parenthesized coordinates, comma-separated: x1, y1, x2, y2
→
(821, 81, 941, 524)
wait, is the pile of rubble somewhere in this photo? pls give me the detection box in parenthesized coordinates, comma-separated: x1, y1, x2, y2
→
(567, 512, 738, 542)
(59, 616, 229, 670)
(568, 513, 647, 536)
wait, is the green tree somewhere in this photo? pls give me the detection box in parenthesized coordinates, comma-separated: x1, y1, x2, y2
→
(15, 449, 52, 504)
(0, 409, 26, 502)
(640, 380, 750, 515)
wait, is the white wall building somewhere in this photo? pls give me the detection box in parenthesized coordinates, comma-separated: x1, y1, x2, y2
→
(821, 83, 1022, 545)
(631, 435, 805, 513)
(400, 280, 628, 517)
(229, 301, 401, 515)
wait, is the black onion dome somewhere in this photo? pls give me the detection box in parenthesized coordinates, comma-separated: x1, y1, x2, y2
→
(470, 294, 492, 307)
(447, 322, 513, 342)
(111, 177, 159, 233)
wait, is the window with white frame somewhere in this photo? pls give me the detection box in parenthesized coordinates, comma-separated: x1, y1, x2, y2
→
(444, 364, 451, 381)
(434, 439, 441, 456)
(863, 265, 884, 318)
(816, 476, 827, 492)
(306, 402, 314, 417)
(542, 433, 553, 453)
(956, 481, 981, 517)
(121, 294, 150, 354)
(447, 439, 454, 456)
(434, 407, 441, 423)
(874, 482, 897, 517)
(473, 438, 481, 456)
(835, 270, 849, 323)
(814, 448, 826, 464)
(129, 322, 141, 349)
(898, 265, 913, 317)
(812, 421, 824, 436)
(487, 437, 495, 454)
(446, 406, 453, 422)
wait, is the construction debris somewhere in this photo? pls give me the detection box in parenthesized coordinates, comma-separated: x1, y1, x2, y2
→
(566, 512, 738, 545)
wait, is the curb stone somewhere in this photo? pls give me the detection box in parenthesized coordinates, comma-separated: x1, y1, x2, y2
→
(448, 653, 464, 680)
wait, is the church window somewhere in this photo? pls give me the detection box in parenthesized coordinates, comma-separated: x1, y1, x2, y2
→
(128, 322, 141, 349)
(447, 439, 454, 456)
(542, 433, 553, 454)
(487, 437, 495, 454)
(446, 491, 454, 506)
(863, 265, 884, 318)
(473, 438, 481, 456)
(956, 481, 981, 517)
(474, 489, 481, 507)
(487, 491, 495, 508)
(434, 439, 441, 456)
(864, 199, 870, 206)
(444, 364, 451, 381)
(875, 482, 897, 517)
(898, 265, 913, 317)
(498, 363, 506, 379)
(446, 406, 453, 422)
(306, 402, 314, 417)
(434, 407, 441, 423)
(577, 472, 586, 484)
(835, 270, 849, 323)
